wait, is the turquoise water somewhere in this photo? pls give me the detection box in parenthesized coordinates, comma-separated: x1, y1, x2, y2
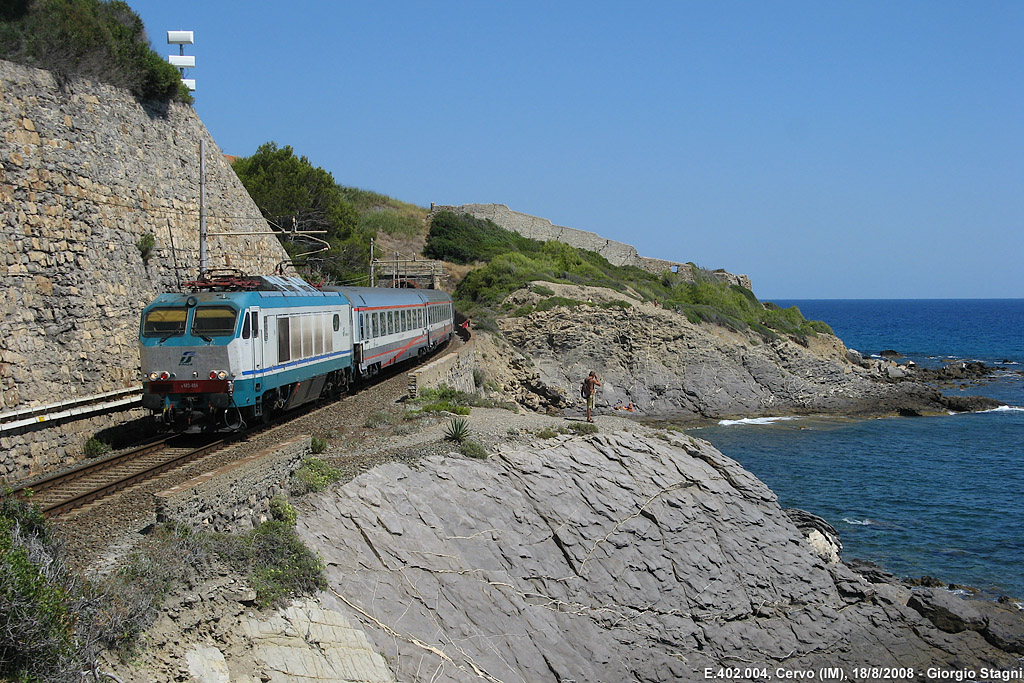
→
(691, 300, 1024, 598)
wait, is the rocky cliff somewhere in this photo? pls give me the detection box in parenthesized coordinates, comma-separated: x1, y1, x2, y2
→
(0, 60, 290, 477)
(486, 281, 968, 420)
(295, 425, 1023, 681)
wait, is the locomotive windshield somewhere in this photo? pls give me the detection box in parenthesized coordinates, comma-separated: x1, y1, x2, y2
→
(191, 306, 238, 337)
(142, 307, 187, 338)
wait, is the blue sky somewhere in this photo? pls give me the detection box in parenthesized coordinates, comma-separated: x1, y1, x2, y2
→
(130, 1, 1023, 299)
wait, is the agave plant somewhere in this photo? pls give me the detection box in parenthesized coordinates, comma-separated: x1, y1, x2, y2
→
(444, 416, 470, 443)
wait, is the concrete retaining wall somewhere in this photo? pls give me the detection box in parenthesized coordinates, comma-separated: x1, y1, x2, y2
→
(408, 339, 476, 398)
(154, 435, 309, 533)
(429, 203, 753, 290)
(0, 60, 292, 479)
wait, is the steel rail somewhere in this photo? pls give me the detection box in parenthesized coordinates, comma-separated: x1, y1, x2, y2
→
(39, 439, 226, 517)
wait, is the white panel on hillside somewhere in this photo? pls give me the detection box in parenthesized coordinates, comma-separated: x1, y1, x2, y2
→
(181, 79, 196, 91)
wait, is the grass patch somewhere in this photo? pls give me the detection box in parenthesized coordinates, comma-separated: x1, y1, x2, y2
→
(536, 427, 560, 439)
(459, 440, 488, 459)
(291, 456, 341, 495)
(567, 422, 598, 435)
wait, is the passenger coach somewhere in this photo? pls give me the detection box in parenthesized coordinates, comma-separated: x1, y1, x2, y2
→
(331, 286, 454, 378)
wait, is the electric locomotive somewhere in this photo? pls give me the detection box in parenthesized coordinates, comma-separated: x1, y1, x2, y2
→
(138, 272, 454, 432)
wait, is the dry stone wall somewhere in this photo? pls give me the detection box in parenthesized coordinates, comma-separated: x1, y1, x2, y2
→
(406, 337, 476, 398)
(154, 435, 309, 533)
(430, 202, 753, 289)
(0, 60, 291, 479)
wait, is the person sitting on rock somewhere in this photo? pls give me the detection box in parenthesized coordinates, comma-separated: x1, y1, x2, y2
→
(583, 371, 601, 423)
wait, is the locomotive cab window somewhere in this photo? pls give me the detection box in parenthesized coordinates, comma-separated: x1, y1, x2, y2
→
(142, 307, 187, 338)
(192, 307, 238, 337)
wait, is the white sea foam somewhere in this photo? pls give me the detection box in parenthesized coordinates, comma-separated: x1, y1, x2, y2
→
(978, 405, 1024, 413)
(717, 416, 797, 426)
(842, 518, 874, 526)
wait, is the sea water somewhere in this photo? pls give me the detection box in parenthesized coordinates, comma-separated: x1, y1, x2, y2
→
(691, 300, 1024, 598)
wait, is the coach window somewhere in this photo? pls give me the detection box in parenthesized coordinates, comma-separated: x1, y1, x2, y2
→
(401, 310, 407, 332)
(359, 313, 364, 339)
(333, 313, 340, 332)
(252, 312, 259, 339)
(387, 311, 393, 335)
(242, 313, 251, 340)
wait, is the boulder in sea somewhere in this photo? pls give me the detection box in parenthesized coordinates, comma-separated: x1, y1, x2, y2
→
(879, 349, 903, 359)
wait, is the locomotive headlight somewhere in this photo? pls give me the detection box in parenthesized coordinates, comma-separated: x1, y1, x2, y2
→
(217, 370, 228, 380)
(209, 371, 217, 379)
(148, 372, 159, 381)
(158, 371, 170, 380)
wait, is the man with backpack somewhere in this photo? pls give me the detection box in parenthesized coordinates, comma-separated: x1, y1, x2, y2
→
(582, 371, 601, 423)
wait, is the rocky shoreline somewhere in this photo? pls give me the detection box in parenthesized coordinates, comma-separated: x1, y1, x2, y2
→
(480, 282, 1009, 422)
(98, 406, 1024, 682)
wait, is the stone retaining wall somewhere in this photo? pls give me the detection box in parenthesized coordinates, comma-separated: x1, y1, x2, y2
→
(429, 202, 753, 290)
(154, 435, 309, 533)
(0, 60, 291, 478)
(407, 338, 476, 398)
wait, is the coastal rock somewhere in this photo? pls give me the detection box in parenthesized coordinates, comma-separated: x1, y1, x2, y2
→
(298, 431, 1024, 681)
(908, 588, 987, 633)
(938, 394, 1003, 412)
(785, 508, 842, 564)
(491, 282, 959, 420)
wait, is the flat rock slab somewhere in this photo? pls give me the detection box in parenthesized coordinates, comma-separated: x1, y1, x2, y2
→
(301, 432, 1024, 681)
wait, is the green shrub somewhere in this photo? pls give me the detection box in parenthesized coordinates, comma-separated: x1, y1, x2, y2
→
(363, 411, 394, 428)
(136, 232, 155, 263)
(536, 427, 560, 439)
(531, 284, 555, 297)
(269, 496, 297, 526)
(421, 401, 470, 415)
(568, 422, 598, 435)
(424, 211, 533, 264)
(535, 296, 586, 312)
(83, 436, 111, 458)
(204, 521, 325, 609)
(310, 436, 328, 454)
(459, 440, 488, 459)
(291, 456, 341, 494)
(444, 416, 470, 443)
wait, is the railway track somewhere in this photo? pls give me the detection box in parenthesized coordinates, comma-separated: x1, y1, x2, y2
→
(8, 333, 464, 523)
(9, 437, 226, 517)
